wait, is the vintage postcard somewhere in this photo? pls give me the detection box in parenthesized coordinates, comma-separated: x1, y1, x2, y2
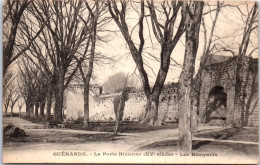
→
(2, 0, 259, 164)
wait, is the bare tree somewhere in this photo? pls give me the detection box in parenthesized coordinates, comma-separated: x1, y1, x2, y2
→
(234, 2, 258, 127)
(17, 58, 38, 118)
(33, 73, 49, 119)
(3, 87, 13, 116)
(3, 77, 19, 117)
(113, 74, 131, 135)
(191, 1, 222, 131)
(18, 9, 55, 121)
(17, 99, 25, 117)
(178, 0, 204, 152)
(3, 70, 14, 100)
(3, 0, 44, 75)
(10, 90, 20, 117)
(108, 0, 186, 125)
(45, 88, 53, 121)
(74, 1, 109, 128)
(19, 0, 94, 123)
(103, 72, 139, 93)
(3, 0, 29, 75)
(197, 2, 258, 127)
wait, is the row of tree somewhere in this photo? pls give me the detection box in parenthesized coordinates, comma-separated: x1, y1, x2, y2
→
(3, 0, 258, 151)
(4, 0, 107, 127)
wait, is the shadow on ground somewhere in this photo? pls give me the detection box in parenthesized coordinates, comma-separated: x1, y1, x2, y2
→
(20, 116, 179, 133)
(138, 127, 259, 156)
(4, 130, 124, 143)
(195, 127, 259, 142)
(138, 139, 258, 156)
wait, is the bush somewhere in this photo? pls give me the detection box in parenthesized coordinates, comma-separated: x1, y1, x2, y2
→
(3, 124, 26, 138)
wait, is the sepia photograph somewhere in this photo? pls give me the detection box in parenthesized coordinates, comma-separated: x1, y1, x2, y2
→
(2, 0, 259, 163)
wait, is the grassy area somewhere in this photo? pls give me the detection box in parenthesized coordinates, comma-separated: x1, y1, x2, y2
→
(67, 122, 178, 133)
(194, 127, 259, 142)
(4, 129, 118, 143)
(21, 116, 52, 125)
(20, 116, 178, 133)
(4, 117, 258, 157)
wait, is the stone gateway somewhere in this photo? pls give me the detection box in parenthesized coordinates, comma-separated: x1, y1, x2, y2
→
(65, 56, 258, 127)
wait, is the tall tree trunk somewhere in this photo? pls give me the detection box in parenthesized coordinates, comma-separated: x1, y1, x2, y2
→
(3, 1, 29, 76)
(35, 102, 39, 119)
(244, 64, 257, 126)
(140, 49, 172, 125)
(191, 100, 198, 132)
(141, 95, 159, 125)
(118, 100, 125, 122)
(83, 84, 90, 128)
(83, 59, 93, 128)
(178, 1, 204, 152)
(19, 107, 22, 117)
(10, 106, 14, 117)
(82, 11, 97, 128)
(26, 102, 30, 117)
(114, 98, 127, 134)
(113, 96, 120, 135)
(3, 22, 19, 76)
(54, 76, 64, 123)
(46, 89, 52, 121)
(234, 3, 257, 127)
(54, 90, 64, 123)
(108, 1, 185, 126)
(5, 106, 8, 117)
(40, 100, 46, 118)
(178, 87, 192, 151)
(113, 87, 130, 135)
(234, 56, 243, 127)
(3, 53, 10, 77)
(30, 103, 34, 118)
(114, 112, 119, 135)
(196, 3, 221, 124)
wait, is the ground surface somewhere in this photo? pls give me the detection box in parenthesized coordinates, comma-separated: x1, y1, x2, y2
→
(139, 139, 258, 156)
(67, 122, 178, 133)
(194, 127, 259, 142)
(20, 116, 178, 133)
(4, 117, 45, 129)
(3, 117, 259, 163)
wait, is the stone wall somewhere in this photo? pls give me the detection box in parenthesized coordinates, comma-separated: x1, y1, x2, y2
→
(65, 57, 258, 126)
(65, 85, 179, 123)
(198, 57, 258, 126)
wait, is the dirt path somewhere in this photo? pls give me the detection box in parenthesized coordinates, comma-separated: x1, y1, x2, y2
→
(3, 117, 45, 129)
(3, 117, 257, 151)
(2, 117, 223, 151)
(3, 117, 258, 164)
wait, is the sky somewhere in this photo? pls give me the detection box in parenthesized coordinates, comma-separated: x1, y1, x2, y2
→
(3, 0, 258, 113)
(7, 1, 258, 87)
(91, 1, 258, 86)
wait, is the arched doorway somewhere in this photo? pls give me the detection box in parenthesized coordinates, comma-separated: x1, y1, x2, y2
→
(204, 86, 227, 125)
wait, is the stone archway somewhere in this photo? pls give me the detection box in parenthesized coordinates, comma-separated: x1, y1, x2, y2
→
(204, 86, 227, 125)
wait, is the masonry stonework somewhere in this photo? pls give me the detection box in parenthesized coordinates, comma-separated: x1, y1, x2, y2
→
(65, 56, 258, 126)
(198, 57, 258, 126)
(65, 84, 180, 123)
